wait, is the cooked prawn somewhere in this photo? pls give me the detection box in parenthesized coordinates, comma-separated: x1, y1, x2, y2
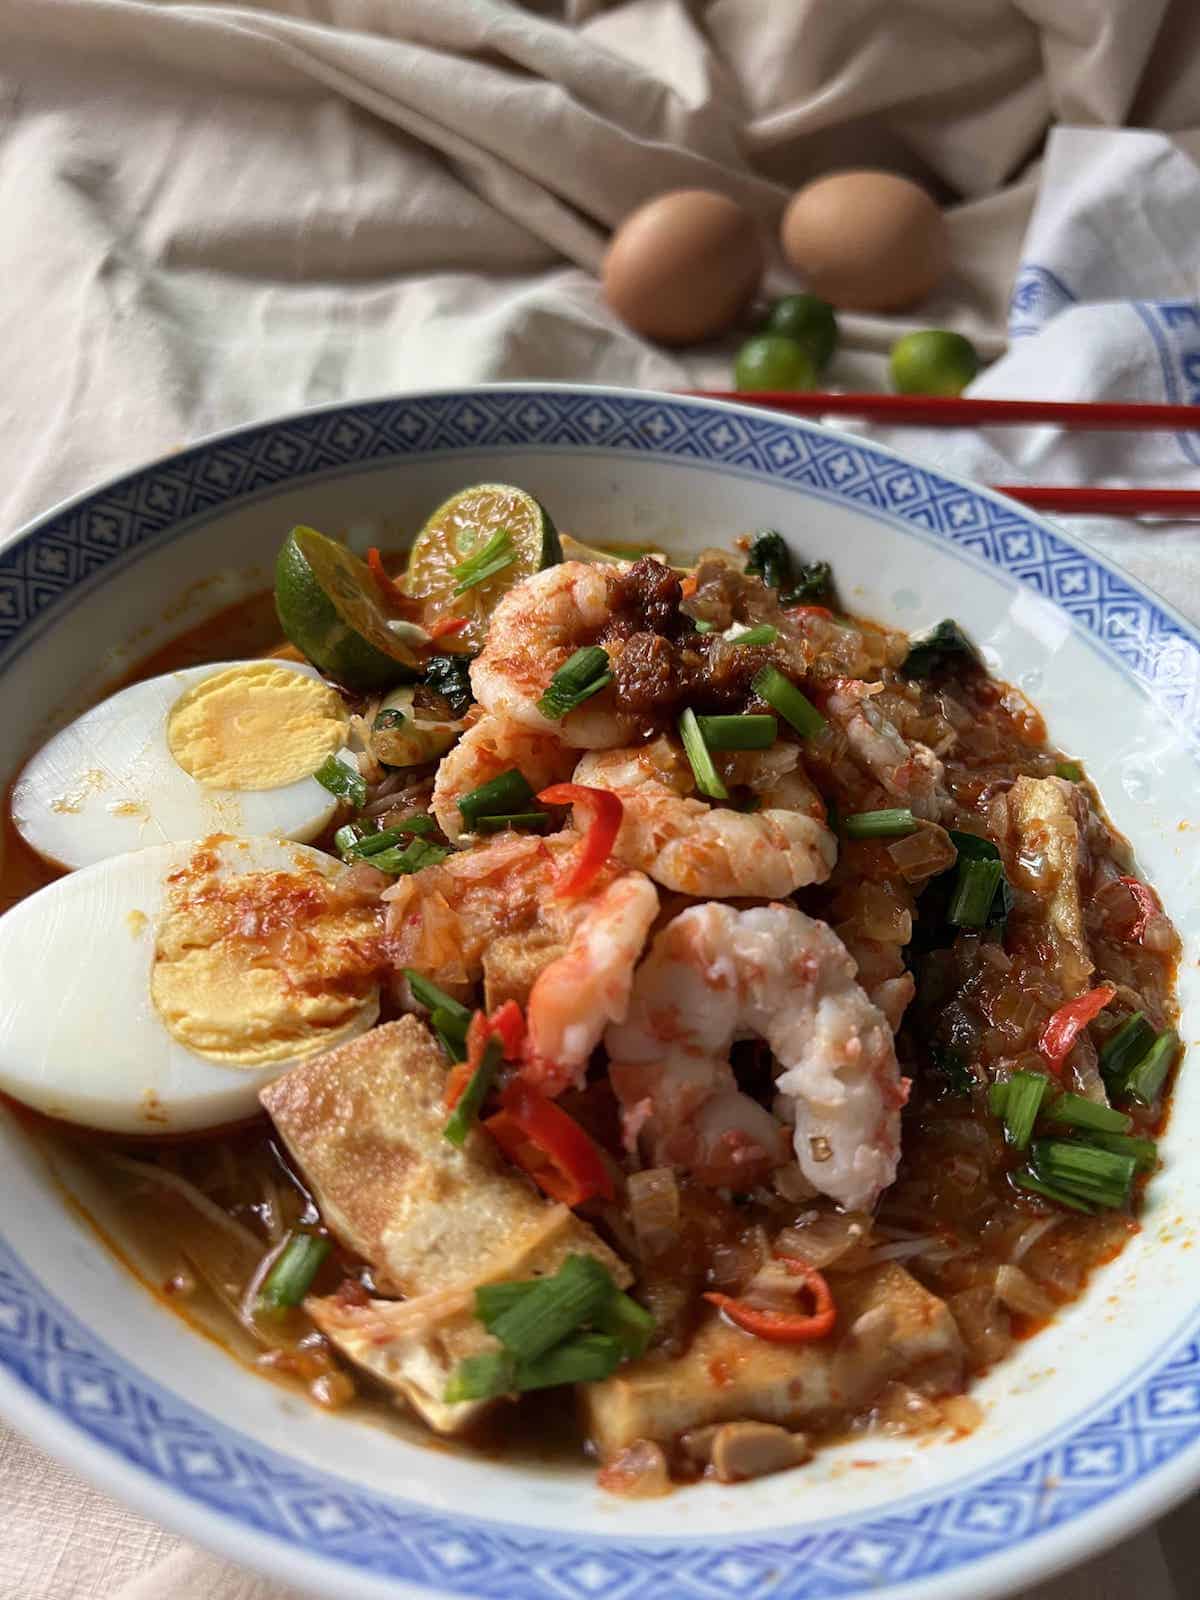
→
(431, 714, 573, 841)
(824, 679, 948, 820)
(572, 738, 837, 898)
(605, 902, 906, 1210)
(471, 562, 637, 749)
(383, 831, 658, 1092)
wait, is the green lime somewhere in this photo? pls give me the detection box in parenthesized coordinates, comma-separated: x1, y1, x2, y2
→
(275, 527, 422, 692)
(404, 483, 561, 653)
(890, 330, 980, 397)
(734, 335, 819, 393)
(764, 295, 838, 370)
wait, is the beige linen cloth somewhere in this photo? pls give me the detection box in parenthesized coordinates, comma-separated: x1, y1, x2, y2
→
(2, 2, 1200, 1596)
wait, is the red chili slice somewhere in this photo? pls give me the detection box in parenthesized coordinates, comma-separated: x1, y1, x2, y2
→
(428, 615, 469, 641)
(704, 1258, 837, 1343)
(536, 783, 623, 898)
(786, 604, 833, 621)
(1038, 985, 1116, 1072)
(444, 1003, 526, 1108)
(483, 1081, 614, 1207)
(366, 547, 405, 603)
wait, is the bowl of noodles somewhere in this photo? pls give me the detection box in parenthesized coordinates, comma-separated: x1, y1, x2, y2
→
(0, 385, 1197, 1600)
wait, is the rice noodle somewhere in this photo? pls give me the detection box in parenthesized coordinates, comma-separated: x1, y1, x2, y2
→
(1009, 1215, 1064, 1263)
(106, 1154, 262, 1257)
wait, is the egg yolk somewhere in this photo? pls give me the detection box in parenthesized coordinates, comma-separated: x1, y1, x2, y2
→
(150, 850, 382, 1066)
(167, 663, 349, 790)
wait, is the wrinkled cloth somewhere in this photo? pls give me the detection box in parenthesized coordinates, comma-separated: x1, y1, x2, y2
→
(1, 2, 1200, 1598)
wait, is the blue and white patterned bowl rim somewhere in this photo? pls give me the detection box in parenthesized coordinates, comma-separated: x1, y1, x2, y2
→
(1, 385, 1198, 1600)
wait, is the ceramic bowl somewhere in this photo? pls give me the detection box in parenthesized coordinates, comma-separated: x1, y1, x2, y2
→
(0, 386, 1197, 1600)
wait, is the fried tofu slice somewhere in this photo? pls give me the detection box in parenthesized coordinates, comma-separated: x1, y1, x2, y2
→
(581, 1262, 962, 1462)
(261, 1017, 628, 1432)
(1009, 776, 1093, 993)
(483, 932, 566, 1014)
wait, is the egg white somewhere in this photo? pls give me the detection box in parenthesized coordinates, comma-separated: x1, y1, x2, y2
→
(0, 837, 379, 1134)
(11, 661, 351, 871)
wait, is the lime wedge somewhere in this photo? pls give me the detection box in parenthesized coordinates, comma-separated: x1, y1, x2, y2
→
(275, 526, 422, 692)
(404, 484, 561, 652)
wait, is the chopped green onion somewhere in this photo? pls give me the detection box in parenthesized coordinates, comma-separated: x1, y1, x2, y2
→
(946, 831, 1012, 927)
(1013, 1169, 1097, 1214)
(1079, 1130, 1158, 1172)
(451, 528, 515, 594)
(475, 811, 550, 833)
(595, 1291, 656, 1359)
(1099, 1012, 1156, 1088)
(752, 665, 826, 738)
(404, 970, 472, 1031)
(458, 768, 535, 823)
(1043, 1092, 1132, 1135)
(431, 1008, 470, 1062)
(842, 808, 917, 840)
(691, 618, 715, 634)
(1030, 1138, 1137, 1209)
(258, 1233, 331, 1312)
(904, 618, 979, 680)
(334, 822, 366, 859)
(996, 1070, 1049, 1151)
(515, 1332, 622, 1390)
(356, 819, 437, 853)
(1124, 1029, 1179, 1107)
(694, 714, 777, 751)
(443, 1349, 515, 1404)
(537, 646, 613, 720)
(443, 1036, 504, 1147)
(475, 1280, 535, 1327)
(988, 1081, 1009, 1116)
(947, 829, 1000, 862)
(731, 624, 779, 646)
(948, 858, 1003, 928)
(487, 1254, 614, 1362)
(313, 755, 367, 809)
(368, 839, 452, 875)
(1055, 760, 1083, 782)
(679, 707, 728, 800)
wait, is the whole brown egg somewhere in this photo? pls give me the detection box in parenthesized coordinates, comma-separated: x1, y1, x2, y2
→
(602, 190, 765, 345)
(780, 171, 948, 312)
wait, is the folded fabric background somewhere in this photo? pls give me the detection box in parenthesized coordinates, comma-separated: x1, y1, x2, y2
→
(1, 2, 1199, 1597)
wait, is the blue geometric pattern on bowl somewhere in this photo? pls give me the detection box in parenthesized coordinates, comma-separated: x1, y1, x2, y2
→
(0, 388, 1198, 1597)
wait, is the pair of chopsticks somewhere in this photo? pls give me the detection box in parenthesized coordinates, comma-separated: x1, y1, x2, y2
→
(687, 393, 1200, 516)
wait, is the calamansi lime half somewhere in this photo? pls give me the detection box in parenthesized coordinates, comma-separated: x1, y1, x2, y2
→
(275, 526, 422, 692)
(403, 484, 562, 653)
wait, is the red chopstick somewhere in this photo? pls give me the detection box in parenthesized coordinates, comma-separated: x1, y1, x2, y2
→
(685, 391, 1200, 518)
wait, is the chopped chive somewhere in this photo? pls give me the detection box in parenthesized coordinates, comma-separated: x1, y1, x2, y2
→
(537, 646, 613, 720)
(1124, 1029, 1179, 1107)
(443, 1036, 504, 1147)
(948, 858, 1003, 928)
(1031, 1138, 1137, 1209)
(355, 818, 437, 854)
(313, 755, 367, 809)
(1013, 1169, 1097, 1214)
(1099, 1012, 1156, 1088)
(431, 1008, 470, 1062)
(752, 665, 826, 738)
(691, 618, 715, 634)
(475, 810, 550, 833)
(487, 1255, 614, 1363)
(515, 1332, 623, 1390)
(443, 1349, 515, 1404)
(694, 713, 777, 751)
(404, 970, 472, 1030)
(730, 624, 779, 646)
(1043, 1092, 1132, 1135)
(334, 822, 366, 859)
(258, 1233, 331, 1312)
(367, 839, 451, 874)
(842, 808, 917, 840)
(595, 1291, 656, 1359)
(451, 528, 515, 594)
(458, 768, 535, 823)
(1079, 1130, 1158, 1172)
(997, 1070, 1049, 1151)
(679, 707, 728, 800)
(1055, 760, 1083, 782)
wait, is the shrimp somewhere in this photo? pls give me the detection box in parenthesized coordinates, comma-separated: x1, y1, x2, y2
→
(824, 679, 948, 820)
(383, 831, 658, 1092)
(572, 738, 837, 898)
(431, 713, 573, 841)
(471, 562, 637, 749)
(605, 902, 906, 1210)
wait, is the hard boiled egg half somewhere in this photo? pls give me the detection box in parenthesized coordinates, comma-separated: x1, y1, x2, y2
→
(0, 836, 380, 1133)
(12, 660, 355, 871)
